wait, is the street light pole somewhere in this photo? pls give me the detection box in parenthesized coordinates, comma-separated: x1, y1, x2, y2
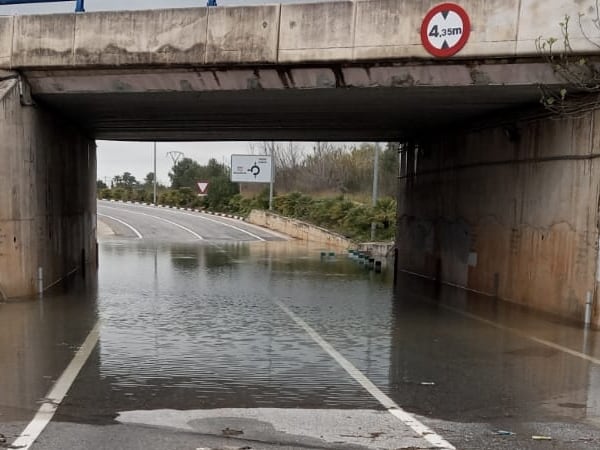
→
(269, 146, 274, 211)
(153, 142, 157, 205)
(371, 143, 380, 241)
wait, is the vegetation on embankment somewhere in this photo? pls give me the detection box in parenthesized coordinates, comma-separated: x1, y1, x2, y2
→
(97, 142, 398, 242)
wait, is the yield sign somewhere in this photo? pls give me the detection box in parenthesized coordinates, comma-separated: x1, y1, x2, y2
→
(197, 181, 209, 195)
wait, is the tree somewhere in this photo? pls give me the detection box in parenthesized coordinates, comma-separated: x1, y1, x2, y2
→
(121, 172, 138, 188)
(169, 158, 204, 189)
(112, 172, 138, 189)
(97, 179, 107, 190)
(144, 172, 155, 187)
(206, 176, 239, 210)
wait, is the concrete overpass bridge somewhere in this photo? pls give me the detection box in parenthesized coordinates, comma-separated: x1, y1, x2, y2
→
(1, 0, 600, 327)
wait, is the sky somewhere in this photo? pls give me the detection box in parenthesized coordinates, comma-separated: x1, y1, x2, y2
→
(0, 0, 337, 185)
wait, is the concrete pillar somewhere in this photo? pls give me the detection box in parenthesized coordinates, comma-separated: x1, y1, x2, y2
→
(397, 111, 600, 328)
(0, 76, 97, 299)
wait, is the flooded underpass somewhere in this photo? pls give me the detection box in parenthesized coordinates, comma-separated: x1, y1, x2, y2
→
(1, 210, 600, 449)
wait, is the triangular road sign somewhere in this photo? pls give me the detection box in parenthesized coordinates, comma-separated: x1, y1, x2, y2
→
(197, 181, 209, 194)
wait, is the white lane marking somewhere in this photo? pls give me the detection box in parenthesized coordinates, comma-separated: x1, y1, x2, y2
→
(12, 321, 101, 450)
(440, 303, 600, 366)
(274, 301, 455, 450)
(150, 215, 204, 240)
(100, 206, 204, 240)
(178, 212, 266, 241)
(97, 213, 143, 239)
(98, 200, 280, 241)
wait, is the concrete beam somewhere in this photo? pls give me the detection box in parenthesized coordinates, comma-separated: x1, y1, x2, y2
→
(73, 8, 208, 66)
(206, 5, 280, 64)
(517, 0, 600, 54)
(3, 0, 600, 71)
(279, 1, 355, 63)
(23, 62, 566, 94)
(0, 16, 12, 68)
(12, 14, 75, 67)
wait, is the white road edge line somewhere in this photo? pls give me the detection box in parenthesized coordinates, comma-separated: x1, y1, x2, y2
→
(12, 321, 101, 450)
(100, 206, 204, 240)
(98, 213, 143, 239)
(401, 272, 600, 365)
(99, 200, 280, 241)
(274, 301, 455, 450)
(440, 304, 600, 366)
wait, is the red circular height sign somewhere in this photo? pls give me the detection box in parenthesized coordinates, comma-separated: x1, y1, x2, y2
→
(421, 3, 470, 58)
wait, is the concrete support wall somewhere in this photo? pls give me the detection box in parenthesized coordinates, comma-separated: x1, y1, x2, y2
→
(0, 77, 96, 299)
(397, 113, 600, 327)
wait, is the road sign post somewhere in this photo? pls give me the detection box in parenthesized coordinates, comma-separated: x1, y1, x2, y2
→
(231, 154, 275, 209)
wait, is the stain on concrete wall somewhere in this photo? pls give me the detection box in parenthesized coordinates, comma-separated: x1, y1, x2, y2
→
(397, 112, 600, 327)
(0, 77, 96, 298)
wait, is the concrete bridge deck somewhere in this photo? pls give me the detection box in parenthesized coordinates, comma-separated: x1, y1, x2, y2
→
(2, 0, 598, 140)
(1, 0, 599, 69)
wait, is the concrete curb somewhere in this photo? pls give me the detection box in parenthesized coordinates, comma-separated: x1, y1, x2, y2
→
(101, 199, 246, 221)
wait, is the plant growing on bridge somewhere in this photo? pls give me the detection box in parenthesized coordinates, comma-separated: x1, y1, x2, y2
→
(536, 3, 600, 115)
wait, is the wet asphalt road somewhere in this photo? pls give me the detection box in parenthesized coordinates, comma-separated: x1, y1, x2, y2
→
(1, 201, 600, 449)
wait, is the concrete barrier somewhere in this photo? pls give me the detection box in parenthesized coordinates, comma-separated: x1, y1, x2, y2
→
(247, 210, 353, 248)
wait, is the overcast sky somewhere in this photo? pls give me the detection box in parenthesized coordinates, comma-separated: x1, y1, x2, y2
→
(1, 0, 339, 184)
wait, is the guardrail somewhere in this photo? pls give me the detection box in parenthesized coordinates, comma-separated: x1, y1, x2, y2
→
(0, 0, 84, 12)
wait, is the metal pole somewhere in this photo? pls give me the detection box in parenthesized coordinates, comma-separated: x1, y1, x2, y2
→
(269, 151, 274, 211)
(37, 267, 43, 296)
(371, 143, 380, 241)
(585, 291, 594, 328)
(153, 142, 157, 205)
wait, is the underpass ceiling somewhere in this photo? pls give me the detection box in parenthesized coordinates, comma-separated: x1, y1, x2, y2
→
(27, 67, 548, 141)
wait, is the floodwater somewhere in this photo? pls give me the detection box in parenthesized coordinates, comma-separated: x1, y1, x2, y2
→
(1, 237, 600, 449)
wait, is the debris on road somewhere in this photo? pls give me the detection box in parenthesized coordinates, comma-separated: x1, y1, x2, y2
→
(493, 430, 515, 436)
(532, 435, 553, 440)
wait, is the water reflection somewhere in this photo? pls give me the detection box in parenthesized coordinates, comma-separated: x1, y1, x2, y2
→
(93, 239, 600, 426)
(95, 240, 381, 412)
(3, 236, 600, 437)
(0, 274, 98, 421)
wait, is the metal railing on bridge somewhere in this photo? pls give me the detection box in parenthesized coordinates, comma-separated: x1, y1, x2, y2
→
(0, 0, 85, 12)
(0, 0, 220, 10)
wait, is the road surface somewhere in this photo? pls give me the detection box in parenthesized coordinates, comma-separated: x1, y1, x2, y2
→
(0, 201, 599, 449)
